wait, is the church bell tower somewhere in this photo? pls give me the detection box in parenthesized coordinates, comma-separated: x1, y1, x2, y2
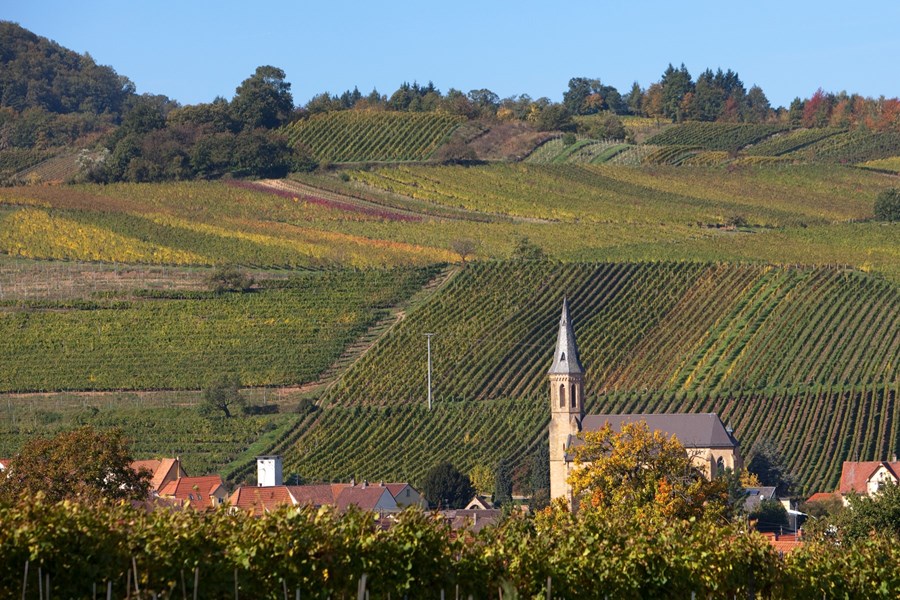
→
(549, 298, 584, 504)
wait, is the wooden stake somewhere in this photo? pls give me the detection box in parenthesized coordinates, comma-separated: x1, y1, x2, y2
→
(357, 574, 367, 600)
(38, 567, 43, 600)
(282, 578, 288, 600)
(107, 582, 112, 600)
(126, 568, 131, 599)
(193, 567, 199, 600)
(20, 560, 28, 600)
(546, 576, 551, 600)
(132, 557, 140, 594)
(181, 570, 187, 600)
(235, 568, 239, 600)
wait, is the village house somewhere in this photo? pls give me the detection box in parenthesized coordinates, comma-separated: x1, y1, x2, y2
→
(229, 457, 424, 515)
(157, 475, 228, 509)
(835, 460, 900, 504)
(131, 457, 187, 493)
(548, 299, 743, 506)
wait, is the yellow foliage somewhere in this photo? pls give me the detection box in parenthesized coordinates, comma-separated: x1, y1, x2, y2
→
(0, 209, 205, 264)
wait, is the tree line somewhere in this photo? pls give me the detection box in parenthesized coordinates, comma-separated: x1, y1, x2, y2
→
(2, 20, 899, 184)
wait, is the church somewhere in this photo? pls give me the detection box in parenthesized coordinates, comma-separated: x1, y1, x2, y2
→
(548, 299, 743, 505)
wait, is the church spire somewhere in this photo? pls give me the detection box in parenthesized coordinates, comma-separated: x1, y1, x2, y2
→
(549, 298, 584, 375)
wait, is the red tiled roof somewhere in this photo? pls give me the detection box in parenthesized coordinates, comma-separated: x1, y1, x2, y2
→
(335, 487, 395, 511)
(287, 484, 341, 507)
(760, 532, 803, 553)
(838, 461, 900, 494)
(131, 458, 187, 492)
(806, 492, 841, 504)
(158, 476, 224, 508)
(384, 483, 410, 497)
(0, 458, 11, 470)
(229, 486, 295, 514)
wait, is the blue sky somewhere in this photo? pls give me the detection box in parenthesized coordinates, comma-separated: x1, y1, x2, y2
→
(5, 1, 899, 109)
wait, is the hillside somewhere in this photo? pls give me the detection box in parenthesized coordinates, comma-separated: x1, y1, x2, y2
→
(278, 261, 899, 493)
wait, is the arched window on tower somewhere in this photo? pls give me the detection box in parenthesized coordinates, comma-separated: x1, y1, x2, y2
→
(716, 456, 725, 475)
(559, 384, 566, 408)
(571, 384, 577, 408)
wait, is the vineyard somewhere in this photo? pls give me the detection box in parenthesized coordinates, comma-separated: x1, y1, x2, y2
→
(744, 128, 844, 156)
(645, 123, 788, 151)
(0, 163, 896, 280)
(285, 261, 900, 492)
(524, 137, 625, 164)
(282, 110, 463, 163)
(0, 267, 438, 392)
(0, 147, 56, 182)
(286, 398, 547, 484)
(786, 129, 900, 163)
(859, 155, 900, 173)
(346, 163, 883, 226)
(0, 395, 300, 478)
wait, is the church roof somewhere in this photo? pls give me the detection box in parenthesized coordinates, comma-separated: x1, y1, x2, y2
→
(579, 413, 739, 449)
(548, 298, 584, 375)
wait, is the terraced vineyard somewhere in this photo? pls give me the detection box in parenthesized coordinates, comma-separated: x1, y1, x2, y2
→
(524, 137, 625, 164)
(786, 130, 900, 163)
(646, 123, 788, 151)
(283, 111, 463, 163)
(0, 267, 438, 391)
(745, 128, 844, 156)
(287, 398, 547, 484)
(282, 261, 899, 492)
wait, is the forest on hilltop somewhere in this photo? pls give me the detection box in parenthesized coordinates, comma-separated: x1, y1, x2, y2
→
(3, 21, 900, 184)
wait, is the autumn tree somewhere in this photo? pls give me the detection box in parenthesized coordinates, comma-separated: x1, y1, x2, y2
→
(0, 426, 150, 504)
(568, 421, 729, 520)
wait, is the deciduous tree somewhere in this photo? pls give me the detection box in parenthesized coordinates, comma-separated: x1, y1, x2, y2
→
(568, 421, 729, 520)
(0, 426, 150, 503)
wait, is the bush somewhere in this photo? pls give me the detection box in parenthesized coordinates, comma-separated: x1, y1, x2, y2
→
(207, 266, 254, 293)
(874, 187, 900, 221)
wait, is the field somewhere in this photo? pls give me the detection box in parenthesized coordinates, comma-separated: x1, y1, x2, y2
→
(645, 123, 788, 151)
(280, 261, 899, 492)
(1, 163, 898, 284)
(0, 392, 301, 478)
(0, 266, 438, 391)
(0, 159, 897, 490)
(283, 110, 463, 163)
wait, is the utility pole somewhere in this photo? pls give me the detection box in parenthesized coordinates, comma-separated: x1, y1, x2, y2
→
(424, 333, 435, 410)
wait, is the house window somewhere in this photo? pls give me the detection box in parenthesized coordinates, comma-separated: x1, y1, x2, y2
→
(188, 494, 194, 501)
(559, 384, 566, 408)
(405, 489, 410, 497)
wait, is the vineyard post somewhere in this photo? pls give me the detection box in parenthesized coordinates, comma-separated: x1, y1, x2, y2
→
(20, 560, 27, 600)
(425, 333, 435, 410)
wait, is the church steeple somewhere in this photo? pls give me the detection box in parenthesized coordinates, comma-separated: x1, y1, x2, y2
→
(548, 298, 585, 507)
(549, 297, 584, 375)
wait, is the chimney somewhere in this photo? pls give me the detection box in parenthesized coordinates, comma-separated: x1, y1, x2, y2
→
(350, 477, 355, 487)
(256, 456, 283, 487)
(362, 479, 368, 489)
